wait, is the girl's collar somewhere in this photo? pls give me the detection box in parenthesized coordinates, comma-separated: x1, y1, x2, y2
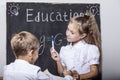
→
(70, 40, 86, 48)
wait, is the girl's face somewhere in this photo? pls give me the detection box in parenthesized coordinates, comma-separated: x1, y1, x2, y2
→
(66, 23, 84, 45)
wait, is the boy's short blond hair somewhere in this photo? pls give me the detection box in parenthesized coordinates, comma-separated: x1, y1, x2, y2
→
(11, 31, 40, 57)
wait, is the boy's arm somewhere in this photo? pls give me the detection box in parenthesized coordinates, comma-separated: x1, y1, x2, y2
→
(43, 69, 64, 80)
(37, 69, 56, 79)
(37, 70, 50, 79)
(37, 70, 58, 80)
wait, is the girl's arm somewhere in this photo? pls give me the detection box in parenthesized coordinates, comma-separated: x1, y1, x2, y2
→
(80, 64, 99, 80)
(72, 64, 99, 80)
(50, 48, 73, 76)
(56, 61, 64, 75)
(78, 45, 100, 79)
(50, 48, 64, 75)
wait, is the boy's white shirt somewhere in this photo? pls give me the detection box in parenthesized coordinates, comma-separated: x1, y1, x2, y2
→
(3, 59, 56, 80)
(3, 59, 72, 80)
(60, 40, 100, 74)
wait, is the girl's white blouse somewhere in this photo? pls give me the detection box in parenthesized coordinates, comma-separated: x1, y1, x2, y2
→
(59, 40, 100, 74)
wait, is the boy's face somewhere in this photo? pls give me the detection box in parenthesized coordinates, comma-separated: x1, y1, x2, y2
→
(30, 49, 39, 64)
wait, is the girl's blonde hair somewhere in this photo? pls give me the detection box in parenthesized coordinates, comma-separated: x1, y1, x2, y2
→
(11, 31, 40, 57)
(69, 13, 101, 53)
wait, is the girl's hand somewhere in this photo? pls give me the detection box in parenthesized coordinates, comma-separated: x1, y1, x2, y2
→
(50, 48, 60, 62)
(72, 70, 80, 80)
(63, 68, 73, 76)
(63, 70, 71, 76)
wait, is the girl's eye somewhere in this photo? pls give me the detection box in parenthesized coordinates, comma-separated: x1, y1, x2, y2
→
(71, 32, 74, 34)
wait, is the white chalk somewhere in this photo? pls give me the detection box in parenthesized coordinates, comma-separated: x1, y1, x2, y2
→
(51, 35, 55, 51)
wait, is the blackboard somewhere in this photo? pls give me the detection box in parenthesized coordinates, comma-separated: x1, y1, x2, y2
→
(7, 2, 100, 76)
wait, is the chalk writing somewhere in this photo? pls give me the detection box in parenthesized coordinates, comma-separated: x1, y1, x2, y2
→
(39, 35, 46, 55)
(26, 9, 83, 22)
(38, 33, 66, 55)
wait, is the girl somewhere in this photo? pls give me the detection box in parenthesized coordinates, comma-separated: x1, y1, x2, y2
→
(50, 13, 101, 80)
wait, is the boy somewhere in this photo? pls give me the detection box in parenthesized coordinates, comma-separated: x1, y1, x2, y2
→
(3, 31, 56, 80)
